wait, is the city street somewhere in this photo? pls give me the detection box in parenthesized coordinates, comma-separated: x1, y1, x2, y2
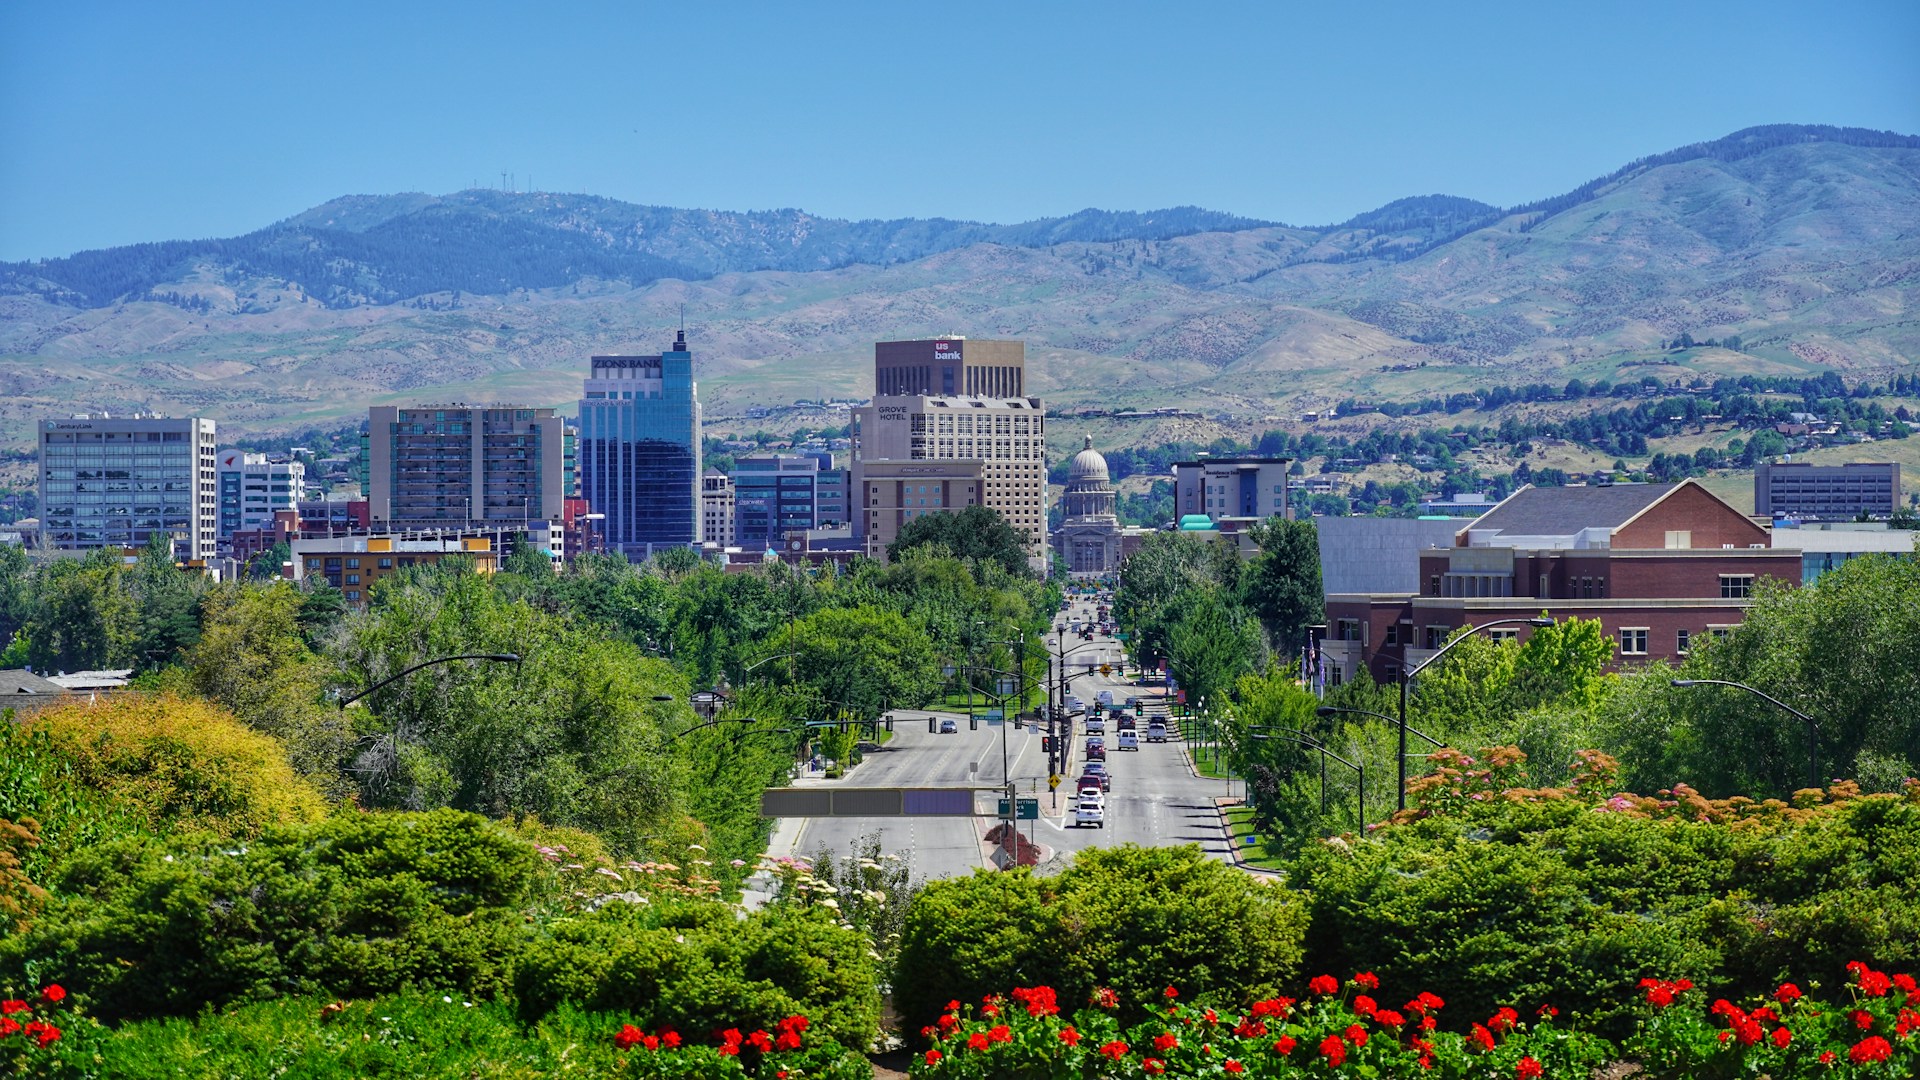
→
(764, 594, 1240, 880)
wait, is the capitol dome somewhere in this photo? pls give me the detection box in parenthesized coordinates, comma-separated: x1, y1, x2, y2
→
(1068, 435, 1111, 485)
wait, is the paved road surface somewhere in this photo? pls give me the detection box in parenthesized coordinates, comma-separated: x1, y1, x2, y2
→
(764, 594, 1237, 881)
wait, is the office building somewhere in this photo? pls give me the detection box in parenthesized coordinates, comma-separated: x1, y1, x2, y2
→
(852, 338, 1047, 565)
(578, 331, 702, 558)
(1173, 457, 1294, 524)
(217, 450, 306, 538)
(702, 470, 734, 548)
(38, 414, 219, 559)
(1321, 480, 1797, 683)
(366, 405, 571, 527)
(1754, 461, 1900, 519)
(730, 453, 852, 548)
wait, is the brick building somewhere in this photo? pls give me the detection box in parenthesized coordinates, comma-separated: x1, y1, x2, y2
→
(1322, 480, 1798, 684)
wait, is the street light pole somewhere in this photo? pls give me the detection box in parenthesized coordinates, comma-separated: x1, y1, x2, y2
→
(1254, 729, 1364, 831)
(1671, 678, 1821, 790)
(1397, 616, 1554, 811)
(1316, 706, 1445, 749)
(337, 652, 521, 710)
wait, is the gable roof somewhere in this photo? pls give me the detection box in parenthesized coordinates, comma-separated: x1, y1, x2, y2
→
(1461, 483, 1677, 542)
(0, 669, 69, 695)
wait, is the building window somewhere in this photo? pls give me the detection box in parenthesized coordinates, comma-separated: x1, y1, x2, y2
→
(379, 558, 392, 569)
(1664, 530, 1692, 549)
(1720, 575, 1755, 599)
(1486, 628, 1519, 643)
(1425, 626, 1448, 649)
(1337, 618, 1362, 642)
(1428, 574, 1441, 596)
(1676, 629, 1691, 654)
(345, 574, 360, 585)
(1384, 623, 1399, 646)
(346, 558, 360, 569)
(1620, 628, 1649, 655)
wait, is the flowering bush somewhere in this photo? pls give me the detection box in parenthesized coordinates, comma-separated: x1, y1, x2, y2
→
(909, 974, 1609, 1079)
(0, 981, 99, 1078)
(908, 965, 1920, 1078)
(1294, 753, 1920, 1034)
(608, 1011, 870, 1078)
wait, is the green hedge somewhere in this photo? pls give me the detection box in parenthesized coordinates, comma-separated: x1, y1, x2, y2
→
(893, 844, 1307, 1032)
(1287, 791, 1920, 1037)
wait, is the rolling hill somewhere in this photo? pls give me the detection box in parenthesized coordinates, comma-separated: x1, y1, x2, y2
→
(0, 123, 1916, 448)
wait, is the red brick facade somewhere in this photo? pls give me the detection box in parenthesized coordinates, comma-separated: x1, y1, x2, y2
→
(1321, 480, 1796, 683)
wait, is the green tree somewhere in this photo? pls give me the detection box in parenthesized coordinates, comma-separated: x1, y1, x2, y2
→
(765, 606, 939, 720)
(25, 550, 135, 673)
(1240, 517, 1324, 650)
(887, 504, 1028, 579)
(0, 542, 30, 652)
(1166, 587, 1262, 712)
(1114, 531, 1240, 672)
(185, 581, 356, 798)
(1670, 554, 1920, 796)
(126, 533, 205, 673)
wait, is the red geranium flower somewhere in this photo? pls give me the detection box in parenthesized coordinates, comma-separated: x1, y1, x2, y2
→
(1100, 1040, 1129, 1060)
(1537, 1004, 1558, 1019)
(1850, 1036, 1892, 1065)
(1273, 1035, 1296, 1055)
(1355, 971, 1380, 990)
(1320, 1034, 1347, 1066)
(1375, 1009, 1406, 1028)
(0, 1001, 26, 1016)
(1775, 983, 1803, 1004)
(1059, 1026, 1082, 1046)
(1353, 995, 1378, 1018)
(1772, 1026, 1792, 1048)
(1165, 985, 1180, 1000)
(748, 1030, 774, 1052)
(924, 1049, 942, 1066)
(1489, 1007, 1519, 1033)
(1408, 991, 1445, 1014)
(988, 1024, 1012, 1044)
(1251, 996, 1294, 1018)
(1819, 1051, 1836, 1064)
(0, 1018, 19, 1038)
(39, 986, 65, 1005)
(1142, 1059, 1166, 1076)
(613, 1024, 645, 1050)
(1093, 987, 1120, 1010)
(1852, 1009, 1875, 1031)
(1154, 1032, 1179, 1052)
(1470, 1024, 1496, 1052)
(1224, 1061, 1245, 1074)
(1309, 975, 1340, 996)
(966, 1032, 989, 1052)
(1516, 1056, 1543, 1080)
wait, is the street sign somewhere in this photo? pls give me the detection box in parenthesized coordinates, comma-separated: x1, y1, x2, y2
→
(1048, 774, 1061, 790)
(1115, 632, 1130, 641)
(997, 798, 1040, 820)
(761, 787, 982, 817)
(1099, 664, 1112, 675)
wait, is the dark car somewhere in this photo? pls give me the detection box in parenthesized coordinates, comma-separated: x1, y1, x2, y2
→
(1085, 742, 1107, 762)
(1081, 761, 1112, 792)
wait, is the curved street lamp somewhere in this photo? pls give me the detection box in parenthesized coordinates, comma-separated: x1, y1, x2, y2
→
(1671, 678, 1821, 790)
(1252, 728, 1365, 829)
(1316, 705, 1444, 749)
(337, 653, 521, 710)
(1398, 616, 1554, 810)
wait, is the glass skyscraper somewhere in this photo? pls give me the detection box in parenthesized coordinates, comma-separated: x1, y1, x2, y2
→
(578, 331, 702, 558)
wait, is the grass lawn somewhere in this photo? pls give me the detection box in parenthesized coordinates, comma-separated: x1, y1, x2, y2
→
(1222, 805, 1289, 873)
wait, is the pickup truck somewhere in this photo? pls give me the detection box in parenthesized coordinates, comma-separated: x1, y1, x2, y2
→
(1147, 721, 1168, 743)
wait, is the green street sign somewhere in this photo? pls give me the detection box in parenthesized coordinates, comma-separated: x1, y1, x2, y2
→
(1114, 632, 1130, 641)
(996, 798, 1040, 820)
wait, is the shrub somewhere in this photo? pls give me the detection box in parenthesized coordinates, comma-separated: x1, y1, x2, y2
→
(0, 809, 540, 1020)
(17, 693, 329, 838)
(894, 845, 1307, 1033)
(513, 899, 882, 1053)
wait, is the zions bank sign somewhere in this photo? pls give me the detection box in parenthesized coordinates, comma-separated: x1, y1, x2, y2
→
(933, 341, 962, 361)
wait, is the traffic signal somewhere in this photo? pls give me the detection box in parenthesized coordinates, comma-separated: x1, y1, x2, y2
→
(969, 714, 978, 731)
(885, 715, 895, 732)
(1042, 736, 1054, 752)
(928, 716, 935, 733)
(839, 719, 850, 734)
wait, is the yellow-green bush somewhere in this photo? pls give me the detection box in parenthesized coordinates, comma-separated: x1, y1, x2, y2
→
(22, 693, 328, 837)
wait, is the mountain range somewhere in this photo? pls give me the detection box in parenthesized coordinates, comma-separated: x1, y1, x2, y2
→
(1, 123, 1917, 449)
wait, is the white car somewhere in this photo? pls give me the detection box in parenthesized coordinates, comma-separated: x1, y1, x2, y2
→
(1084, 716, 1106, 735)
(1074, 795, 1106, 828)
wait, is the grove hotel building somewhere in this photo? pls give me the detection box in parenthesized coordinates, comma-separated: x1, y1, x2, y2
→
(852, 338, 1047, 565)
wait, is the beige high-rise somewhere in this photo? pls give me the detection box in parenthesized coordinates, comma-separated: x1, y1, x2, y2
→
(853, 338, 1047, 567)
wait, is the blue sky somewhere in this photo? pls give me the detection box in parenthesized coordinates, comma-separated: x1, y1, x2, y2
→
(2, 1, 1916, 261)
